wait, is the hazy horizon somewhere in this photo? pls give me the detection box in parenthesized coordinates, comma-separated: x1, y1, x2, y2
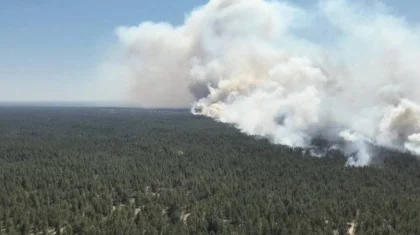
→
(0, 101, 191, 108)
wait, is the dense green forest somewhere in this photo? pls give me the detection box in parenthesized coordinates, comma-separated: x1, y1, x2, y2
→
(0, 107, 419, 235)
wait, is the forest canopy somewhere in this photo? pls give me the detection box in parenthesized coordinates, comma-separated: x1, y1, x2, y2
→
(0, 107, 419, 235)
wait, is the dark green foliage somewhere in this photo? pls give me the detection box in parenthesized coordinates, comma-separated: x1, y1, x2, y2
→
(0, 107, 419, 234)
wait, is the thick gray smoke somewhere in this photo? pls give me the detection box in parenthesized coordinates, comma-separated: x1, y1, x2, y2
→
(112, 0, 420, 166)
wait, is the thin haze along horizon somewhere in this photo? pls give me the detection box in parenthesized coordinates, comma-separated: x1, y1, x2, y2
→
(2, 0, 420, 166)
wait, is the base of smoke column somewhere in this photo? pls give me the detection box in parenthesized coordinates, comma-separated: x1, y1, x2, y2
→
(305, 137, 417, 166)
(191, 105, 203, 115)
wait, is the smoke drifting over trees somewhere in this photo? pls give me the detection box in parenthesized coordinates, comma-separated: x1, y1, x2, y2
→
(110, 0, 420, 166)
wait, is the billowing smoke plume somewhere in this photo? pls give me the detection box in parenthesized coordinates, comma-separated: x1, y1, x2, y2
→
(112, 0, 420, 166)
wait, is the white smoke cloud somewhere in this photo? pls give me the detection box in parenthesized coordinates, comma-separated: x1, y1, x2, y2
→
(109, 0, 420, 166)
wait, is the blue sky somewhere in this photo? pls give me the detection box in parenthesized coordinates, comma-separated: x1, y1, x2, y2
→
(0, 0, 419, 102)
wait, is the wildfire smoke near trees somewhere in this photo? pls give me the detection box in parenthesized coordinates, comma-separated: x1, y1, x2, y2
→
(0, 107, 419, 234)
